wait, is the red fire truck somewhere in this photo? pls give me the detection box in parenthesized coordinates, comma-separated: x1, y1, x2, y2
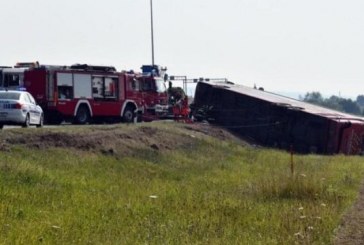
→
(1, 62, 169, 124)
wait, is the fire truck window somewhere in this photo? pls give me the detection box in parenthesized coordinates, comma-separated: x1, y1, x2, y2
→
(155, 79, 166, 93)
(58, 86, 73, 99)
(10, 75, 20, 86)
(104, 78, 117, 99)
(131, 79, 140, 91)
(4, 74, 21, 87)
(92, 77, 103, 99)
(142, 80, 152, 91)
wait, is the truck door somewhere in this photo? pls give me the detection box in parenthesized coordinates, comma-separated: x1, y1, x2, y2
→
(91, 76, 119, 116)
(139, 78, 157, 115)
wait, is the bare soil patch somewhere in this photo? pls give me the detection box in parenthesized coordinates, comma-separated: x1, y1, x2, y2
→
(334, 181, 364, 245)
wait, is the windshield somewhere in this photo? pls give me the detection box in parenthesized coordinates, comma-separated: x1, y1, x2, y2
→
(0, 92, 21, 100)
(155, 79, 166, 93)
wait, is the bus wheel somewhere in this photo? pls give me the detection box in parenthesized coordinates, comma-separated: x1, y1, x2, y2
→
(75, 105, 90, 124)
(123, 106, 135, 123)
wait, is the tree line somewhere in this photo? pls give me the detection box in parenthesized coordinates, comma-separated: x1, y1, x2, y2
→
(301, 92, 364, 116)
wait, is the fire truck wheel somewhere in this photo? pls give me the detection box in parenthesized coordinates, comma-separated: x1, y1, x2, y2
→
(22, 114, 30, 128)
(123, 106, 135, 123)
(75, 105, 90, 124)
(36, 114, 44, 128)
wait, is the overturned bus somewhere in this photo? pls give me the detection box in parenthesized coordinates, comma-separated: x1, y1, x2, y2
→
(190, 81, 364, 155)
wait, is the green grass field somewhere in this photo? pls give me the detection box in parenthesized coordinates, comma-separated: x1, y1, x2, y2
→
(0, 123, 363, 244)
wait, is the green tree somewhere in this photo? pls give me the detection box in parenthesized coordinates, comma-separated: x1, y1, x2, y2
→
(322, 96, 343, 111)
(356, 95, 364, 106)
(303, 92, 324, 104)
(302, 92, 362, 116)
(339, 98, 361, 115)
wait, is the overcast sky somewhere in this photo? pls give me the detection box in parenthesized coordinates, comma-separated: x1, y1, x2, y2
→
(1, 0, 363, 98)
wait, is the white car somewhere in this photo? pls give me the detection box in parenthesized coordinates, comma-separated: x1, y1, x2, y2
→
(0, 90, 44, 129)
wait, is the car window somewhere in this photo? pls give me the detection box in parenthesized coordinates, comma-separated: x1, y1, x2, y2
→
(22, 93, 31, 103)
(0, 92, 21, 100)
(27, 93, 36, 104)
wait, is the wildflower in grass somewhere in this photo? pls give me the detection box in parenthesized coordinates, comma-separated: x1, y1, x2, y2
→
(294, 232, 304, 239)
(308, 226, 314, 230)
(298, 206, 304, 211)
(51, 225, 61, 229)
(321, 203, 326, 207)
(149, 195, 158, 199)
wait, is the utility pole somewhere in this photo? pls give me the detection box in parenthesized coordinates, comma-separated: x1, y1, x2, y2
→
(150, 0, 155, 66)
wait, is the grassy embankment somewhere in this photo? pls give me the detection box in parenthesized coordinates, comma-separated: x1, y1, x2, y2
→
(0, 122, 364, 244)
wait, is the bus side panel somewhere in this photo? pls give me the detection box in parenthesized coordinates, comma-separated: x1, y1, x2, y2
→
(326, 121, 341, 154)
(340, 123, 364, 155)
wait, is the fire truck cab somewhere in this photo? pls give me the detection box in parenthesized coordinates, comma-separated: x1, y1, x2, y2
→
(134, 65, 169, 121)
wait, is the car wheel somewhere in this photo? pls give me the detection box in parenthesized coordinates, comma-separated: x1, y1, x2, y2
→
(123, 106, 135, 123)
(36, 114, 44, 128)
(22, 114, 30, 128)
(74, 105, 90, 124)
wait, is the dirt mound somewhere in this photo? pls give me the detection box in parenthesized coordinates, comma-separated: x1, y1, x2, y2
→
(0, 123, 244, 155)
(183, 124, 234, 141)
